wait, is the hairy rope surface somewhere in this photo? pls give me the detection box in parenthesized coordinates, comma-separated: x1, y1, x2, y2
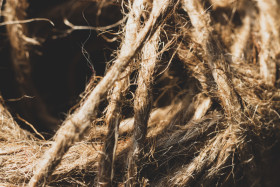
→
(28, 0, 175, 186)
(98, 1, 145, 185)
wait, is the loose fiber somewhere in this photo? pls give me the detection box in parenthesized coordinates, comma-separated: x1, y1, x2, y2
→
(182, 0, 241, 116)
(126, 28, 160, 186)
(4, 0, 58, 131)
(28, 0, 176, 186)
(98, 1, 146, 185)
(1, 0, 280, 186)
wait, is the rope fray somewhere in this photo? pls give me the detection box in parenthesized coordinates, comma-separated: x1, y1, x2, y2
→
(28, 0, 177, 186)
(1, 0, 279, 186)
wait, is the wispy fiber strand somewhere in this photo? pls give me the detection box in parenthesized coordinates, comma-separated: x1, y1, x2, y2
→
(126, 28, 160, 186)
(4, 0, 58, 131)
(1, 0, 280, 186)
(182, 0, 241, 116)
(98, 1, 146, 186)
(28, 0, 176, 186)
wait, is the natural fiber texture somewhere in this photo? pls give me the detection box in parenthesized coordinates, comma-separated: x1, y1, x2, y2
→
(182, 0, 241, 116)
(98, 1, 145, 185)
(230, 0, 255, 61)
(28, 0, 175, 186)
(97, 67, 130, 186)
(257, 0, 279, 85)
(1, 0, 280, 186)
(126, 28, 160, 186)
(0, 96, 33, 142)
(4, 0, 58, 131)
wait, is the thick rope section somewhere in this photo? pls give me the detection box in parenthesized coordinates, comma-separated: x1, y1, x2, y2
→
(1, 0, 279, 186)
(98, 0, 146, 186)
(257, 0, 279, 85)
(28, 0, 176, 186)
(230, 0, 255, 61)
(162, 0, 243, 185)
(182, 0, 241, 116)
(4, 0, 58, 131)
(126, 28, 160, 186)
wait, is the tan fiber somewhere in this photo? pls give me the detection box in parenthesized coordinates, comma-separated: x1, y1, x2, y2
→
(257, 0, 280, 85)
(4, 0, 58, 131)
(0, 96, 33, 142)
(98, 0, 146, 186)
(182, 0, 241, 116)
(28, 0, 175, 186)
(231, 0, 255, 61)
(126, 28, 160, 186)
(0, 0, 280, 186)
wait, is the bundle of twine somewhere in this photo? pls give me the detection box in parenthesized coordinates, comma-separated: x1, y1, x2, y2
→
(0, 0, 280, 186)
